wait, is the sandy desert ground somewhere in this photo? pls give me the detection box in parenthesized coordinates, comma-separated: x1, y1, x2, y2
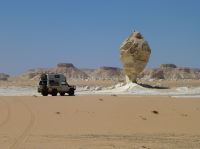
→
(0, 96, 200, 149)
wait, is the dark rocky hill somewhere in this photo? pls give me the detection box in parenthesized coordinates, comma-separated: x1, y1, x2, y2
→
(17, 63, 89, 80)
(83, 66, 124, 81)
(6, 63, 200, 82)
(139, 64, 200, 80)
(0, 73, 10, 81)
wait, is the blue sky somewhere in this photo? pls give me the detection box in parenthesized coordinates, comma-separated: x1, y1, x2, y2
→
(0, 0, 199, 75)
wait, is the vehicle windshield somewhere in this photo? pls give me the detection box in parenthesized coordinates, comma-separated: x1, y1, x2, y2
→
(39, 80, 47, 85)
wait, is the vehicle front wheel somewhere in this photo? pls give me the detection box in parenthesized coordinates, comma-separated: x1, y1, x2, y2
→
(51, 89, 58, 96)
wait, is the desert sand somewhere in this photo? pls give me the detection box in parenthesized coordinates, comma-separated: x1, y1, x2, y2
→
(0, 96, 200, 149)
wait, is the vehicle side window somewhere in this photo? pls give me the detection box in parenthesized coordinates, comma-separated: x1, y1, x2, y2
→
(55, 75, 60, 78)
(49, 80, 59, 86)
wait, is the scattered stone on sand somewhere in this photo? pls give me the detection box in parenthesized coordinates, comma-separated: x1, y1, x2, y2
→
(141, 146, 150, 149)
(55, 112, 61, 115)
(152, 110, 159, 114)
(120, 31, 151, 83)
(181, 113, 188, 117)
(139, 115, 147, 120)
(98, 98, 103, 101)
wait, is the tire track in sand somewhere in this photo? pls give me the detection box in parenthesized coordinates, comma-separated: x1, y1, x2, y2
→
(0, 99, 11, 127)
(10, 99, 35, 149)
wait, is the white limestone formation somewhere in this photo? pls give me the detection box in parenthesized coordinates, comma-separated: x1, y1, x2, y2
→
(120, 31, 151, 83)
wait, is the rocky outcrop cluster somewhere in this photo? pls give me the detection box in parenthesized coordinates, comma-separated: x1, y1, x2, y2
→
(139, 64, 200, 80)
(0, 73, 10, 81)
(55, 63, 88, 80)
(18, 63, 89, 80)
(120, 32, 151, 83)
(12, 63, 200, 82)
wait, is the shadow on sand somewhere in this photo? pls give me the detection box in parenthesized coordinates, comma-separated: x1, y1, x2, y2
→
(137, 83, 169, 89)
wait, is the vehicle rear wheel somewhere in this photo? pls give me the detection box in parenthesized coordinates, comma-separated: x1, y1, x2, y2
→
(60, 92, 65, 96)
(41, 89, 48, 96)
(51, 89, 58, 96)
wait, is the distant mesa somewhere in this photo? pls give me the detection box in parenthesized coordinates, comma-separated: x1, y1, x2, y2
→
(87, 66, 124, 81)
(21, 68, 51, 80)
(0, 73, 10, 81)
(18, 63, 89, 80)
(177, 67, 191, 73)
(139, 64, 200, 80)
(55, 63, 88, 80)
(6, 63, 200, 83)
(57, 63, 75, 68)
(99, 66, 120, 71)
(160, 64, 177, 69)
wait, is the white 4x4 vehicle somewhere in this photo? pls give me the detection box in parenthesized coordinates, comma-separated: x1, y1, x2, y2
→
(38, 73, 76, 96)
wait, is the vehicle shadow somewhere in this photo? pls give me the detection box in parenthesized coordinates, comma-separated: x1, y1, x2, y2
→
(60, 94, 75, 96)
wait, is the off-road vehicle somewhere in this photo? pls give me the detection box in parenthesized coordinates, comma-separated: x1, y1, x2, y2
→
(38, 73, 76, 96)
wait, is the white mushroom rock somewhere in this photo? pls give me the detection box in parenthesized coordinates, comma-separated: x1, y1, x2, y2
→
(120, 31, 151, 83)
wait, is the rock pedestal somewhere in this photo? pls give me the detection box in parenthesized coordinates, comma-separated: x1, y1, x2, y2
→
(120, 32, 151, 83)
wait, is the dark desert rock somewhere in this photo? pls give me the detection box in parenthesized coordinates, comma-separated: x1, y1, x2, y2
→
(160, 64, 177, 69)
(57, 63, 75, 68)
(151, 110, 159, 114)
